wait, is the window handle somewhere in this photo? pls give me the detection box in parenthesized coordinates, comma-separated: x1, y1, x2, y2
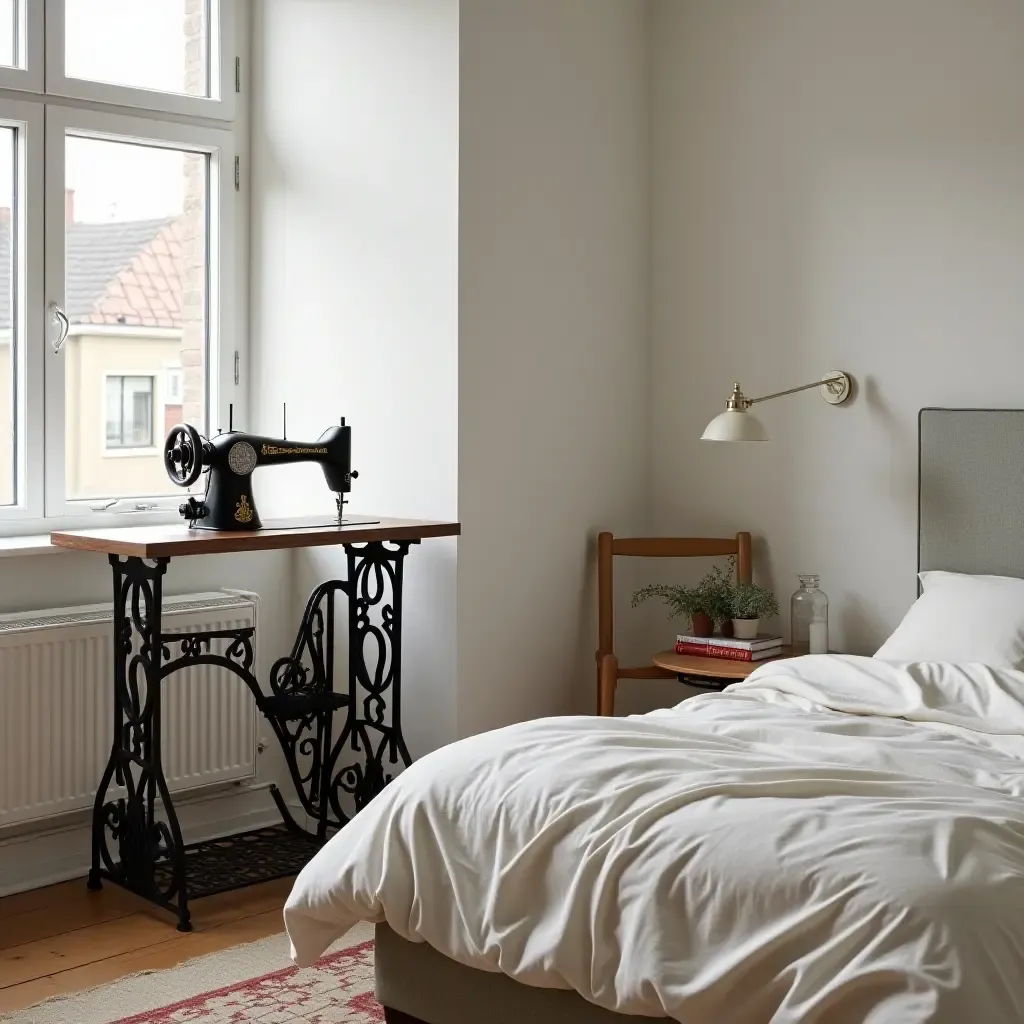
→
(88, 500, 162, 513)
(49, 302, 70, 354)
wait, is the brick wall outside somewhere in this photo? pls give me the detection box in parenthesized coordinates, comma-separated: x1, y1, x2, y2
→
(180, 0, 207, 429)
(184, 0, 208, 99)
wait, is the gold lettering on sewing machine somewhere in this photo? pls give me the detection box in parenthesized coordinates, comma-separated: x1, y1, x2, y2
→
(260, 445, 329, 456)
(234, 495, 254, 524)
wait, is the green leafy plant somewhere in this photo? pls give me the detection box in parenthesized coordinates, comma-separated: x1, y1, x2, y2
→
(729, 581, 779, 621)
(632, 558, 735, 627)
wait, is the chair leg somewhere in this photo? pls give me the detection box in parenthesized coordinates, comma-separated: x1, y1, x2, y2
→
(598, 654, 618, 717)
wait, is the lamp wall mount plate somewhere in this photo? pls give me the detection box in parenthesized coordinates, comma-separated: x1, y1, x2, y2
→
(820, 370, 851, 406)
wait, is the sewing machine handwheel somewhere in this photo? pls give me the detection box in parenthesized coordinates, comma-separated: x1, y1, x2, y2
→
(164, 423, 204, 487)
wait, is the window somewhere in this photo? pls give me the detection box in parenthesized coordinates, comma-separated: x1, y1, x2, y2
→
(0, 1, 15, 68)
(64, 0, 210, 98)
(60, 131, 209, 502)
(165, 367, 183, 405)
(0, 1, 242, 529)
(106, 375, 154, 450)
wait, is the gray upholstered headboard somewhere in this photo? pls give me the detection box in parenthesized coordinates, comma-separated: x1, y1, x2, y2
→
(919, 408, 1024, 579)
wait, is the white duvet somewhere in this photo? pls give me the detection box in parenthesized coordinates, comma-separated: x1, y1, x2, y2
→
(284, 655, 1024, 1022)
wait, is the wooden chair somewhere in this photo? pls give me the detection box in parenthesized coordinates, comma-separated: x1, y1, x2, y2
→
(596, 532, 752, 717)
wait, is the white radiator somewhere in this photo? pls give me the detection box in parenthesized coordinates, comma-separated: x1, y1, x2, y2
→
(0, 591, 259, 831)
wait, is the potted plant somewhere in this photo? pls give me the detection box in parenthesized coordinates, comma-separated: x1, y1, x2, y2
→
(632, 562, 733, 638)
(729, 581, 779, 639)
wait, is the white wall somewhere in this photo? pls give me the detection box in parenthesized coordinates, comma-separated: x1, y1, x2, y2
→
(651, 0, 1024, 654)
(249, 0, 460, 755)
(458, 0, 651, 733)
(249, 0, 651, 742)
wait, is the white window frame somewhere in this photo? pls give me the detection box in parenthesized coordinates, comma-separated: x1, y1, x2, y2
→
(0, 99, 45, 525)
(44, 0, 237, 123)
(0, 0, 44, 94)
(43, 104, 238, 519)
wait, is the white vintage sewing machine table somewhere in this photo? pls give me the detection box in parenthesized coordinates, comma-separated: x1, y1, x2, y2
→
(50, 517, 460, 932)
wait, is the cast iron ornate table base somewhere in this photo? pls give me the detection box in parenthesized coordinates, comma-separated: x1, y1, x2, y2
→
(86, 541, 413, 932)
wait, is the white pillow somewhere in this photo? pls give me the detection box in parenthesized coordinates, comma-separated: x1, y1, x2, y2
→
(874, 570, 1024, 669)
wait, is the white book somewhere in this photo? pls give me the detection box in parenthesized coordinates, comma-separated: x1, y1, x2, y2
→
(675, 632, 783, 651)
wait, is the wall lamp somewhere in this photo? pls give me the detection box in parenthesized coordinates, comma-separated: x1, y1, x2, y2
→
(701, 371, 853, 442)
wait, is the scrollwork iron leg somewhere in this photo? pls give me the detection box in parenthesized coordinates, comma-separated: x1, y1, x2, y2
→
(266, 541, 417, 835)
(326, 541, 415, 826)
(90, 555, 193, 932)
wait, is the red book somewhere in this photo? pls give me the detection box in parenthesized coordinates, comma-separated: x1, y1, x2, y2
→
(674, 641, 783, 662)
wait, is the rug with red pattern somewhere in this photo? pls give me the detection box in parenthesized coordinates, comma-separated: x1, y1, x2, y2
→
(112, 940, 381, 1024)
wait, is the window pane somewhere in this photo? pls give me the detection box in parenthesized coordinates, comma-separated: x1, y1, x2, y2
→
(0, 0, 15, 68)
(165, 366, 183, 404)
(0, 127, 14, 505)
(124, 376, 154, 447)
(64, 0, 210, 98)
(104, 376, 155, 449)
(66, 135, 208, 501)
(104, 376, 120, 445)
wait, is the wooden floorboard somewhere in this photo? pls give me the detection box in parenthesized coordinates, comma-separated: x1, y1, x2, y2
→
(0, 876, 295, 1015)
(0, 886, 143, 953)
(0, 878, 138, 922)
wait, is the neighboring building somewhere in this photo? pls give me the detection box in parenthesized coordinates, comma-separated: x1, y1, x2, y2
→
(0, 193, 200, 505)
(64, 212, 188, 500)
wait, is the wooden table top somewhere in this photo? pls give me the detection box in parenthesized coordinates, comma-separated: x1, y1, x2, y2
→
(653, 647, 793, 681)
(50, 517, 461, 558)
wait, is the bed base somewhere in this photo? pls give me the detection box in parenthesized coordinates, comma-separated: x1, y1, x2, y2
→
(374, 923, 669, 1024)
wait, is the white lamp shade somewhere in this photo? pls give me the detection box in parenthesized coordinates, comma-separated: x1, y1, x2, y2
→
(701, 409, 769, 442)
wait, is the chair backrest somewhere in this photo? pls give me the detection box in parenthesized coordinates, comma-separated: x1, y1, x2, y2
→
(597, 532, 752, 658)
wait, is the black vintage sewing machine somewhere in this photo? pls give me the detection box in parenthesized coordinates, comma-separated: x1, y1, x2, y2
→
(164, 418, 360, 530)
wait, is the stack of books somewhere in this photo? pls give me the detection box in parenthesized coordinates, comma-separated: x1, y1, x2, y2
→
(675, 632, 784, 662)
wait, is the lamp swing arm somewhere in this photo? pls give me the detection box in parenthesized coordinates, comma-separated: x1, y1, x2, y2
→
(747, 373, 849, 407)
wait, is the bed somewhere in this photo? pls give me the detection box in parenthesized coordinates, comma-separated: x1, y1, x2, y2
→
(284, 409, 1024, 1023)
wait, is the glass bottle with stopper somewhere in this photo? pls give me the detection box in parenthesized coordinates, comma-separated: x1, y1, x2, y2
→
(791, 575, 828, 655)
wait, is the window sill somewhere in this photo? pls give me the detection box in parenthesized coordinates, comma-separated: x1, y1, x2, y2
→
(0, 534, 67, 558)
(103, 447, 160, 459)
(0, 509, 186, 554)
